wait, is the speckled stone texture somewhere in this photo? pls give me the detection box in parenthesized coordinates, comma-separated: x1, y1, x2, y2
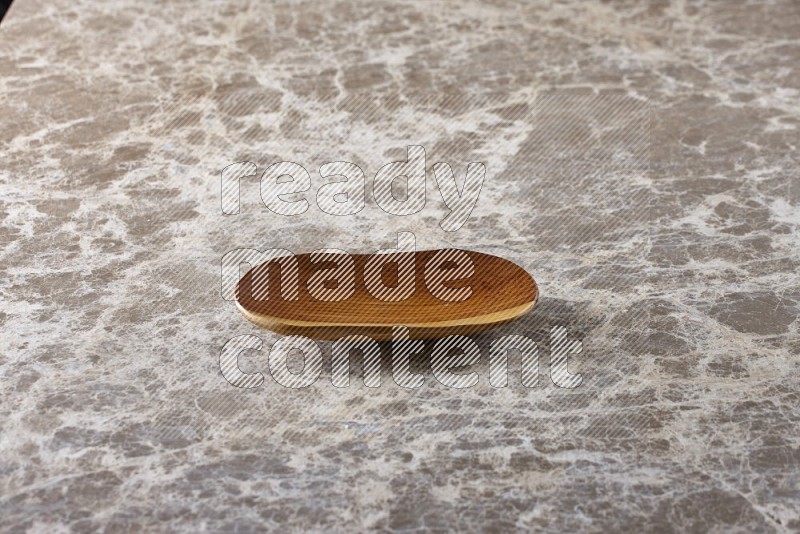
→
(1, 0, 799, 532)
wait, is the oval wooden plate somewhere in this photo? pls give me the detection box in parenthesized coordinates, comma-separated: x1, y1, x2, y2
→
(236, 249, 538, 340)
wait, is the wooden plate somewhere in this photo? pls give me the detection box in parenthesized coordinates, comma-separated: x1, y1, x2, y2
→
(236, 249, 538, 340)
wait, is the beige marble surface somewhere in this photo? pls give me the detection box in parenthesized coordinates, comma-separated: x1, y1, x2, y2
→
(1, 0, 798, 531)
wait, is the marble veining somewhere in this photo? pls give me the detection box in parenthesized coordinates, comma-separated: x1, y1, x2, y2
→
(0, 0, 798, 531)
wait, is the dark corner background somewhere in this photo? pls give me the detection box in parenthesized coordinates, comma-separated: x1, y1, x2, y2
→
(1, 0, 13, 23)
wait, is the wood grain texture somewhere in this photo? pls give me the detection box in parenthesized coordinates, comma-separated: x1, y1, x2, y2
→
(236, 249, 538, 340)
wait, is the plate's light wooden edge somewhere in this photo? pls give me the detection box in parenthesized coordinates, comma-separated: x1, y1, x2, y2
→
(235, 292, 539, 333)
